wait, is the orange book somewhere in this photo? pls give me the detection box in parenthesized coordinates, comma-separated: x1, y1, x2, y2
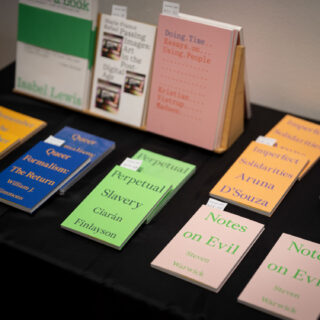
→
(210, 141, 308, 216)
(0, 106, 46, 158)
(0, 131, 20, 159)
(265, 114, 320, 179)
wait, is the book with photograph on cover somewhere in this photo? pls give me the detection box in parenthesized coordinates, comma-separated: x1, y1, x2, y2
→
(89, 14, 156, 128)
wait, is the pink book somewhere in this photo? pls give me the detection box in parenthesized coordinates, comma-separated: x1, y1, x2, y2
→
(238, 233, 320, 320)
(146, 14, 238, 150)
(151, 205, 264, 292)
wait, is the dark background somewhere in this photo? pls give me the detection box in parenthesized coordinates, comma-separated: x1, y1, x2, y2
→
(0, 63, 319, 319)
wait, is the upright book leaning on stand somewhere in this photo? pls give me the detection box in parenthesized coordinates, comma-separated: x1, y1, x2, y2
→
(146, 11, 248, 151)
(89, 13, 157, 128)
(14, 0, 98, 111)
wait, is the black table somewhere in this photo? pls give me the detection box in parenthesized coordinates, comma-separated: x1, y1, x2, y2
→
(1, 63, 319, 319)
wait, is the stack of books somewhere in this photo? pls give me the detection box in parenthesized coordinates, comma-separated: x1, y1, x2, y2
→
(61, 149, 196, 249)
(210, 114, 320, 216)
(0, 125, 115, 214)
(0, 140, 90, 213)
(210, 140, 308, 217)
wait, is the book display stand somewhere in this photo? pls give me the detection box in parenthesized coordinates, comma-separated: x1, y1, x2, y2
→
(13, 2, 248, 153)
(212, 45, 246, 153)
(88, 43, 247, 153)
(83, 43, 247, 153)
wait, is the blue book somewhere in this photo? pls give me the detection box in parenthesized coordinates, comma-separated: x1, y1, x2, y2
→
(53, 127, 116, 195)
(0, 141, 90, 213)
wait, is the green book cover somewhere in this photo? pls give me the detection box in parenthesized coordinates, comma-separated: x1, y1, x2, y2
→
(132, 149, 196, 223)
(61, 165, 172, 250)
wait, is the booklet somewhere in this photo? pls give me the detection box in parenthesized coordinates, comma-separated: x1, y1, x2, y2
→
(89, 14, 156, 127)
(146, 13, 240, 150)
(61, 165, 172, 250)
(52, 126, 115, 195)
(151, 205, 264, 292)
(15, 0, 98, 110)
(0, 141, 90, 213)
(131, 148, 196, 223)
(265, 114, 320, 179)
(210, 141, 309, 216)
(0, 106, 46, 159)
(238, 233, 320, 320)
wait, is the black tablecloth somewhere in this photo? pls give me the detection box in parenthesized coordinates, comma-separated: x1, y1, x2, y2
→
(1, 63, 319, 319)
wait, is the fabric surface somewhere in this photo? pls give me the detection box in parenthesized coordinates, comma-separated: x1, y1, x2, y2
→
(0, 63, 319, 319)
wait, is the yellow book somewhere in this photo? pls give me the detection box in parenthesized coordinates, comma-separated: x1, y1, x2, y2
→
(0, 131, 20, 159)
(265, 114, 320, 179)
(210, 141, 308, 216)
(0, 106, 46, 158)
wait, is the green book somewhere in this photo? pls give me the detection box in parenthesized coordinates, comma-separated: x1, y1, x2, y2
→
(132, 149, 196, 223)
(61, 165, 172, 250)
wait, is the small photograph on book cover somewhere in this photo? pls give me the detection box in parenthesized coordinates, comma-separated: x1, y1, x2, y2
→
(95, 79, 121, 114)
(101, 32, 123, 60)
(124, 71, 146, 96)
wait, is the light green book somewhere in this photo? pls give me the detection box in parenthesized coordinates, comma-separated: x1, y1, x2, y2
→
(61, 165, 172, 250)
(132, 149, 196, 223)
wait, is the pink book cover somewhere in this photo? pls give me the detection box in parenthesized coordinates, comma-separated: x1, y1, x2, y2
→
(146, 14, 237, 150)
(151, 205, 264, 292)
(238, 233, 320, 320)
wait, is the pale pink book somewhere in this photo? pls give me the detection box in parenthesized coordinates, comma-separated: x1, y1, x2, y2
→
(151, 205, 264, 292)
(146, 14, 238, 150)
(238, 233, 320, 320)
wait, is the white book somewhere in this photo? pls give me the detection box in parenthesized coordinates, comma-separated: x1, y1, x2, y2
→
(14, 0, 98, 111)
(89, 14, 156, 128)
